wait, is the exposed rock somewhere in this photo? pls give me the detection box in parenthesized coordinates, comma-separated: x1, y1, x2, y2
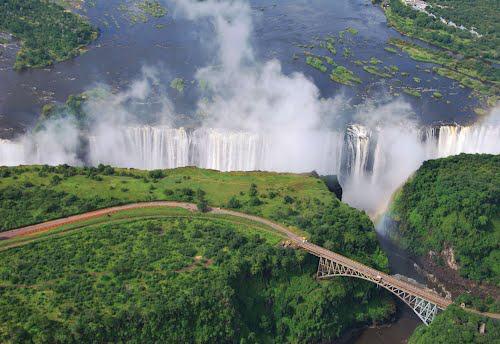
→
(479, 322, 486, 334)
(442, 246, 459, 271)
(415, 255, 499, 301)
(319, 174, 343, 200)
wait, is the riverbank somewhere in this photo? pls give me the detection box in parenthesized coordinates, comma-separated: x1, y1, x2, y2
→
(0, 0, 98, 70)
(415, 254, 500, 302)
(376, 0, 499, 110)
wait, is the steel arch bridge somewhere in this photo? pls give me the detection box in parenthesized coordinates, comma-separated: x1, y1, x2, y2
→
(316, 256, 447, 325)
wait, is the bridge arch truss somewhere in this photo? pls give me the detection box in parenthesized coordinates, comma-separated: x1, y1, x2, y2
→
(317, 256, 441, 325)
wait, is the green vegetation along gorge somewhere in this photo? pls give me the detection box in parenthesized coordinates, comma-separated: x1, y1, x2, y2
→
(0, 165, 394, 342)
(0, 0, 98, 69)
(391, 154, 500, 284)
(409, 305, 499, 344)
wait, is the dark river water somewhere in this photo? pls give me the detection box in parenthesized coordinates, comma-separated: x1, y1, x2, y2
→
(0, 0, 481, 138)
(0, 0, 457, 341)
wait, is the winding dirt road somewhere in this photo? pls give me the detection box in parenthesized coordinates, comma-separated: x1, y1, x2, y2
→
(1, 201, 498, 321)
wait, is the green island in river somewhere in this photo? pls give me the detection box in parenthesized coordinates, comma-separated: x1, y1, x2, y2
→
(375, 0, 499, 108)
(0, 1, 499, 342)
(0, 0, 98, 69)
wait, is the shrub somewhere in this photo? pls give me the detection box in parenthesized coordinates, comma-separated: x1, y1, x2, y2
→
(148, 170, 165, 179)
(227, 196, 241, 209)
(50, 175, 62, 185)
(197, 199, 209, 213)
(249, 197, 262, 206)
(249, 183, 258, 197)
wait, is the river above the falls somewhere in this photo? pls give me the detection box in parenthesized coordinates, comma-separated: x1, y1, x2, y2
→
(0, 0, 481, 138)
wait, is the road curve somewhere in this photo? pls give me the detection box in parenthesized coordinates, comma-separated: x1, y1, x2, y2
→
(1, 201, 498, 320)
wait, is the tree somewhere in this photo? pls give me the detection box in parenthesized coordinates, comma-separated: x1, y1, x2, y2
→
(227, 196, 241, 209)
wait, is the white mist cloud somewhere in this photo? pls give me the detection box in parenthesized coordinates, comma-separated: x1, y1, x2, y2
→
(0, 118, 81, 166)
(0, 0, 498, 219)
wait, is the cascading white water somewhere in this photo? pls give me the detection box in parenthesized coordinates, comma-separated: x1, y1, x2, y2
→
(90, 126, 190, 169)
(1, 123, 498, 174)
(191, 128, 268, 171)
(343, 125, 372, 179)
(1, 122, 498, 214)
(88, 127, 345, 173)
(434, 125, 500, 157)
(0, 139, 26, 166)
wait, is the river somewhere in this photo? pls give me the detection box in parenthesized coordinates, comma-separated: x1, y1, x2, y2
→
(0, 0, 482, 138)
(0, 0, 490, 341)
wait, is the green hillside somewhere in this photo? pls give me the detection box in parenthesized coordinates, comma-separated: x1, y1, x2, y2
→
(391, 154, 500, 284)
(409, 305, 499, 344)
(0, 165, 393, 342)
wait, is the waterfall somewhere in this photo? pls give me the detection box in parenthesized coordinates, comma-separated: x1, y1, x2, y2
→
(90, 126, 190, 169)
(1, 121, 498, 213)
(86, 127, 345, 173)
(342, 124, 373, 179)
(190, 128, 268, 171)
(0, 139, 26, 166)
(1, 123, 498, 173)
(434, 125, 500, 157)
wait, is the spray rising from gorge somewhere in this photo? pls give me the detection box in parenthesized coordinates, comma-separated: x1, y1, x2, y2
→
(0, 0, 499, 215)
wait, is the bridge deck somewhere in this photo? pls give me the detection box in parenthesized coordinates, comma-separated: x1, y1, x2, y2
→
(0, 201, 485, 314)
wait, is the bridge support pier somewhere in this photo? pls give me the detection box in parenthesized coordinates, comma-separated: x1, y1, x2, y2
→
(316, 256, 440, 325)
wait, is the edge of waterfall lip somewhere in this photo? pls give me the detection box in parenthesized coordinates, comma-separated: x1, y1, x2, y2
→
(1, 120, 493, 143)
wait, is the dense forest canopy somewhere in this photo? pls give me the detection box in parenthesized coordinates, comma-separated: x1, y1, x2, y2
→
(0, 165, 393, 342)
(425, 0, 499, 44)
(0, 0, 98, 69)
(387, 0, 498, 62)
(391, 154, 500, 284)
(381, 0, 500, 106)
(409, 305, 499, 344)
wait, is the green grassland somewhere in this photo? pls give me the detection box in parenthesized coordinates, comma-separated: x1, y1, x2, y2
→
(0, 0, 98, 69)
(0, 165, 332, 231)
(0, 165, 395, 342)
(0, 165, 387, 268)
(0, 207, 288, 252)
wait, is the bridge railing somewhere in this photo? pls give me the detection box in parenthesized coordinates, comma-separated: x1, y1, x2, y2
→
(299, 241, 451, 309)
